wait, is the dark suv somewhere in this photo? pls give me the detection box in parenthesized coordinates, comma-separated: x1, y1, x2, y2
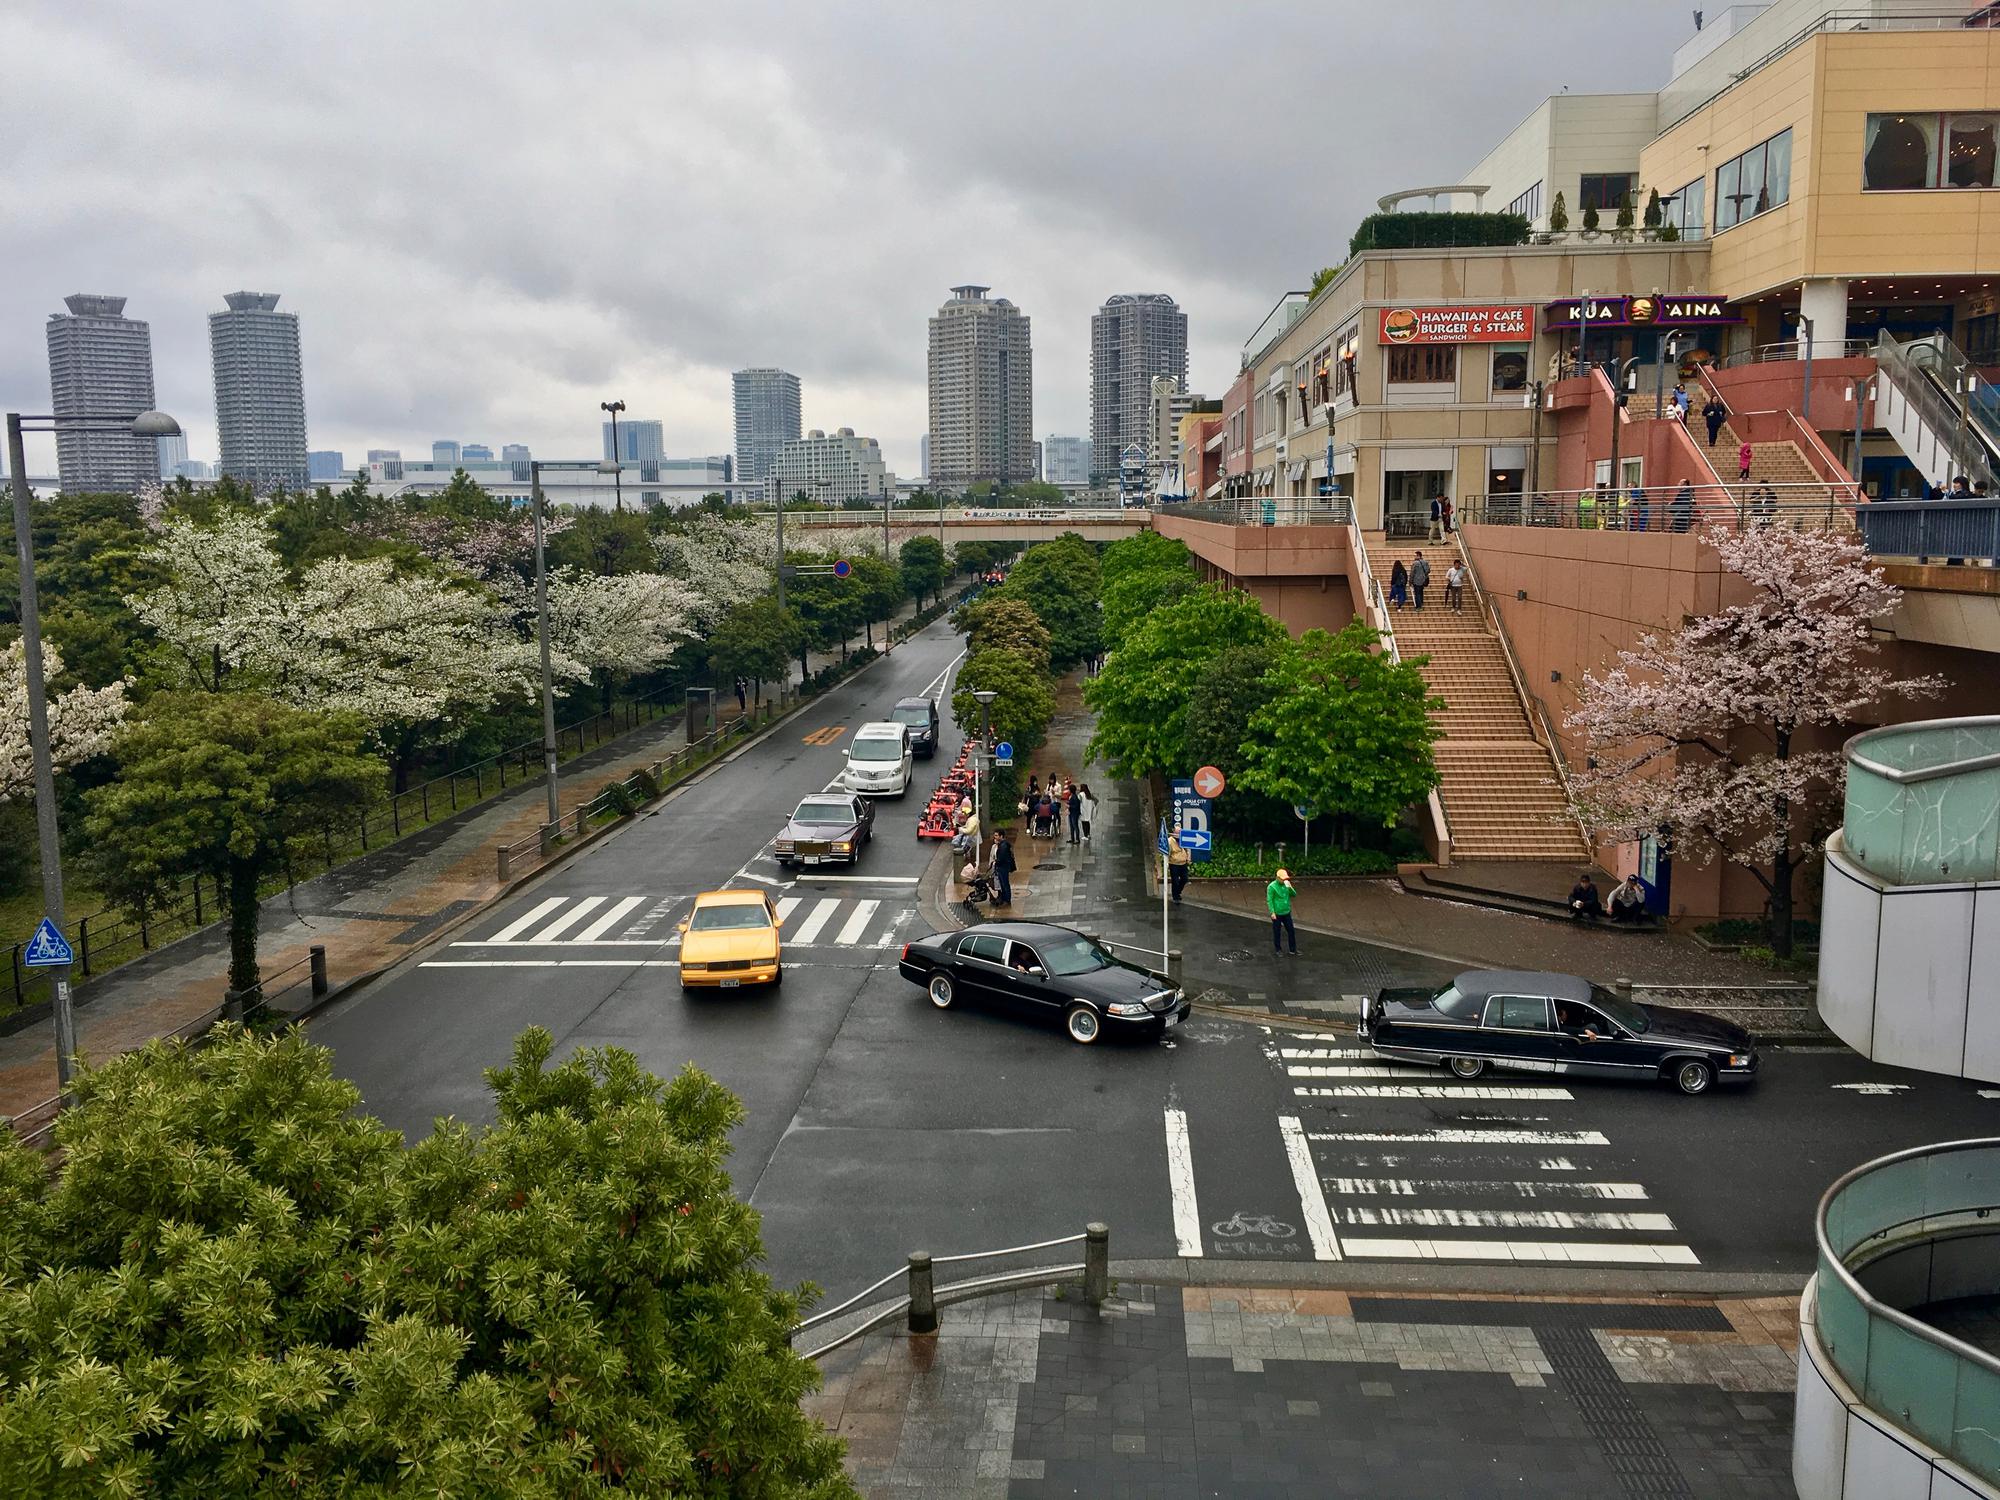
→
(891, 696, 940, 758)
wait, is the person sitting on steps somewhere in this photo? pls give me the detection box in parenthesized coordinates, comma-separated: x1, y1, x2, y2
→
(1568, 872, 1604, 921)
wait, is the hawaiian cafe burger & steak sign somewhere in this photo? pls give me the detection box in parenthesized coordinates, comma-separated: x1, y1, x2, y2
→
(1378, 305, 1533, 344)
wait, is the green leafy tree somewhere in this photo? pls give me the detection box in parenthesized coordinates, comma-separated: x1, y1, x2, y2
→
(995, 534, 1100, 669)
(1100, 530, 1191, 588)
(1309, 263, 1345, 299)
(951, 647, 1055, 760)
(1548, 190, 1569, 232)
(1102, 567, 1196, 652)
(1643, 186, 1663, 230)
(710, 595, 805, 700)
(82, 692, 382, 996)
(1582, 201, 1601, 233)
(1238, 620, 1442, 832)
(1083, 586, 1286, 779)
(846, 552, 904, 646)
(0, 1025, 858, 1497)
(1184, 641, 1295, 837)
(952, 539, 1019, 578)
(551, 507, 658, 576)
(958, 597, 1052, 675)
(785, 556, 864, 668)
(898, 535, 948, 608)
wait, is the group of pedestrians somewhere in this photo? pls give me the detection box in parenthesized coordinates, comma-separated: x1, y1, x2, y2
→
(1020, 775, 1095, 845)
(1567, 871, 1651, 925)
(954, 776, 1098, 909)
(1386, 550, 1465, 612)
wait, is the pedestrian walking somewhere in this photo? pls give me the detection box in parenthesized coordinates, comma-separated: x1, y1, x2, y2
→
(1168, 841, 1191, 903)
(732, 675, 748, 714)
(1629, 484, 1650, 532)
(1428, 493, 1446, 542)
(1409, 551, 1431, 610)
(1702, 396, 1727, 447)
(1441, 496, 1456, 535)
(1065, 781, 1081, 844)
(1077, 784, 1096, 841)
(1671, 479, 1695, 533)
(1672, 384, 1691, 422)
(1267, 868, 1298, 954)
(1388, 558, 1408, 610)
(1738, 442, 1753, 483)
(990, 831, 1016, 907)
(1444, 560, 1467, 614)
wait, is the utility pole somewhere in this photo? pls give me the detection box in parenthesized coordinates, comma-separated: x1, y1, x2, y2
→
(530, 462, 561, 827)
(973, 691, 996, 822)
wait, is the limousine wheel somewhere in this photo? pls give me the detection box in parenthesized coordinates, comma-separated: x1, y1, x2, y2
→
(1447, 1056, 1487, 1080)
(1065, 1003, 1101, 1045)
(1674, 1058, 1714, 1097)
(928, 973, 955, 1009)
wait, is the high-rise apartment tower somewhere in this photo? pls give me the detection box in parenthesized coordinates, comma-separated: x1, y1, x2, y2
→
(1090, 293, 1186, 483)
(927, 286, 1033, 487)
(210, 291, 308, 490)
(732, 368, 802, 486)
(44, 294, 161, 494)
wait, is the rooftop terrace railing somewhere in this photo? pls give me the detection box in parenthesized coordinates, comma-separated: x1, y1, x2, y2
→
(1855, 497, 2000, 564)
(1456, 484, 1856, 533)
(1170, 496, 1355, 527)
(1813, 1137, 2000, 1486)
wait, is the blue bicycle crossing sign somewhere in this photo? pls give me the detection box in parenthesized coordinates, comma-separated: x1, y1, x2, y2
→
(23, 918, 74, 967)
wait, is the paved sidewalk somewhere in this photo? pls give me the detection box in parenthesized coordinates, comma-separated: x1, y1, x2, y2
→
(810, 1280, 1800, 1498)
(0, 614, 924, 1124)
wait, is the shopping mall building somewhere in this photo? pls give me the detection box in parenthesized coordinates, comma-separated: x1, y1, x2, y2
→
(1161, 0, 2000, 922)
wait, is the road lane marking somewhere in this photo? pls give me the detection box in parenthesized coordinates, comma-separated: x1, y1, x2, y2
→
(921, 649, 966, 700)
(791, 898, 841, 944)
(451, 939, 665, 947)
(802, 725, 848, 745)
(792, 874, 921, 884)
(1280, 1047, 1382, 1059)
(486, 896, 568, 942)
(1335, 1206, 1676, 1232)
(1278, 1115, 1341, 1261)
(528, 896, 606, 942)
(1341, 1238, 1699, 1266)
(1286, 1064, 1453, 1079)
(1306, 1128, 1608, 1146)
(775, 896, 802, 925)
(574, 896, 646, 941)
(1323, 1178, 1646, 1200)
(1163, 1109, 1203, 1258)
(1297, 1085, 1574, 1100)
(835, 901, 880, 946)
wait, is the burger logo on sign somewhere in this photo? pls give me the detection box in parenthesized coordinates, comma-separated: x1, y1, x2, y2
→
(1382, 309, 1420, 343)
(1628, 296, 1658, 326)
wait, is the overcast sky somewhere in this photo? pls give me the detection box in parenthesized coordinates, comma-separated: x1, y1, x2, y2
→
(5, 1, 1691, 479)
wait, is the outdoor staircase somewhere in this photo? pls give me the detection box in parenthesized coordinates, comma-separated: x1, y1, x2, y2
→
(1362, 535, 1592, 864)
(1716, 419, 1821, 489)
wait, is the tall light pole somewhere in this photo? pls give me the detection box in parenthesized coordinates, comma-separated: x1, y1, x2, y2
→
(529, 457, 621, 827)
(1847, 376, 1878, 488)
(9, 407, 180, 1093)
(972, 689, 996, 821)
(599, 400, 626, 511)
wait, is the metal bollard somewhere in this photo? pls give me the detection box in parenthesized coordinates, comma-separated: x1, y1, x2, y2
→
(309, 945, 329, 1000)
(906, 1251, 937, 1334)
(1084, 1222, 1110, 1304)
(497, 846, 512, 882)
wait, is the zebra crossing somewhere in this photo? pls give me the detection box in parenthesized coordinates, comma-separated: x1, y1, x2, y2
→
(443, 891, 915, 954)
(1160, 1033, 1697, 1268)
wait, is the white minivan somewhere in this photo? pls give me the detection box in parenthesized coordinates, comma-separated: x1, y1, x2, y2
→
(844, 721, 914, 797)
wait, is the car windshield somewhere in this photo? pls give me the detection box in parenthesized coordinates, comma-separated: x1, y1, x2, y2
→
(1431, 984, 1481, 1019)
(893, 706, 931, 727)
(689, 903, 770, 931)
(794, 800, 853, 824)
(1040, 935, 1115, 977)
(1588, 986, 1651, 1033)
(850, 739, 902, 761)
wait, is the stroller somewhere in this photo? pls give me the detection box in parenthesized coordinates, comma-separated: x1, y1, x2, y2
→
(961, 866, 995, 903)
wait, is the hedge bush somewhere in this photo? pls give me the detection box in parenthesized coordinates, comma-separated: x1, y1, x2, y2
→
(1347, 211, 1530, 256)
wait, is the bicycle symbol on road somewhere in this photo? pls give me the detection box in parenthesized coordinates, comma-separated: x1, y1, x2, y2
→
(1211, 1211, 1296, 1240)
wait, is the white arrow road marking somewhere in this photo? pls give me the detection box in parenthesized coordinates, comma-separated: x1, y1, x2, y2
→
(1278, 1116, 1341, 1261)
(486, 897, 567, 942)
(1163, 1108, 1203, 1258)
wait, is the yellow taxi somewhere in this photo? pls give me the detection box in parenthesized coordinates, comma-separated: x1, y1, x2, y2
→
(677, 889, 782, 989)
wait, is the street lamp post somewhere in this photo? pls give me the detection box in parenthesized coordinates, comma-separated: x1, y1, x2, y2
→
(972, 689, 996, 823)
(1848, 376, 1878, 488)
(528, 457, 621, 829)
(599, 400, 626, 511)
(8, 406, 180, 1093)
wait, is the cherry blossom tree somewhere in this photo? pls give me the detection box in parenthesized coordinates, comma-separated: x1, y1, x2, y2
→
(0, 640, 129, 804)
(1566, 524, 1941, 956)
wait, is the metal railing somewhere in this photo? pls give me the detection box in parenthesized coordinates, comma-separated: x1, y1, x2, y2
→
(1173, 496, 1354, 527)
(1458, 484, 1856, 533)
(1812, 1137, 2000, 1486)
(792, 1223, 1109, 1361)
(1717, 339, 1877, 367)
(1855, 497, 2000, 564)
(1878, 332, 1999, 490)
(1347, 516, 1453, 862)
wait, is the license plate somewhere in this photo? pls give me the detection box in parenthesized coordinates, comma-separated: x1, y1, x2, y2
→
(1163, 1010, 1180, 1028)
(720, 978, 742, 988)
(805, 856, 825, 865)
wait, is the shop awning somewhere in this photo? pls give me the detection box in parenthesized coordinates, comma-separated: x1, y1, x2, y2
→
(1288, 461, 1307, 482)
(1204, 480, 1223, 499)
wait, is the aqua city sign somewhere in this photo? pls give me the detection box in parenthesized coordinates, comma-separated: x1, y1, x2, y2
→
(1542, 294, 1742, 328)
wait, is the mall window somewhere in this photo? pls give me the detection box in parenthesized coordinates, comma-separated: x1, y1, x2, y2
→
(1714, 129, 1792, 230)
(1864, 113, 1997, 190)
(1578, 173, 1636, 212)
(1662, 177, 1705, 237)
(1508, 181, 1544, 223)
(1490, 345, 1529, 393)
(1333, 327, 1361, 402)
(1387, 345, 1457, 384)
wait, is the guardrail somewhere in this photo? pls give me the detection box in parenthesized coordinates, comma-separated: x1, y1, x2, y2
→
(791, 1223, 1108, 1361)
(1855, 498, 2000, 564)
(1811, 1137, 2000, 1487)
(1171, 496, 1354, 527)
(1457, 485, 1855, 533)
(1717, 340, 1876, 367)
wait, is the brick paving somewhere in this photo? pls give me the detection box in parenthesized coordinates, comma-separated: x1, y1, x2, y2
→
(810, 1282, 1799, 1498)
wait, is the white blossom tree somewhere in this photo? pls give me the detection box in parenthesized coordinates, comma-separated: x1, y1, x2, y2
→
(653, 515, 774, 630)
(493, 567, 690, 708)
(0, 640, 130, 804)
(1566, 524, 1941, 956)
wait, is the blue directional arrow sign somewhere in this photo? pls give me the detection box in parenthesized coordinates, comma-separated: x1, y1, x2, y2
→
(23, 918, 74, 968)
(1177, 829, 1212, 851)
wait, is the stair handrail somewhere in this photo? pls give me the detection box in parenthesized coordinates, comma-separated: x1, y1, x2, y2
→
(1352, 516, 1452, 863)
(1877, 332, 1999, 489)
(1452, 532, 1594, 855)
(1909, 332, 2000, 471)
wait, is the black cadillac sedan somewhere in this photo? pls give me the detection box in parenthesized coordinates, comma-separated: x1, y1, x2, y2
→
(1363, 968, 1758, 1097)
(898, 921, 1190, 1044)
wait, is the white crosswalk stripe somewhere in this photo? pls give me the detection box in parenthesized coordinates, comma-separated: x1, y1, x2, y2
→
(458, 893, 907, 950)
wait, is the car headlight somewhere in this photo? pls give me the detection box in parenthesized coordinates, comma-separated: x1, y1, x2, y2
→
(1728, 1053, 1752, 1068)
(832, 840, 853, 853)
(1107, 1002, 1150, 1017)
(774, 839, 794, 853)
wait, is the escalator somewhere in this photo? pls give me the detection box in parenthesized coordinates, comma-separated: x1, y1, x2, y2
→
(1874, 332, 2000, 491)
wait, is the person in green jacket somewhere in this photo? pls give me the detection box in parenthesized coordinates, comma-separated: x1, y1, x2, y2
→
(1267, 868, 1298, 955)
